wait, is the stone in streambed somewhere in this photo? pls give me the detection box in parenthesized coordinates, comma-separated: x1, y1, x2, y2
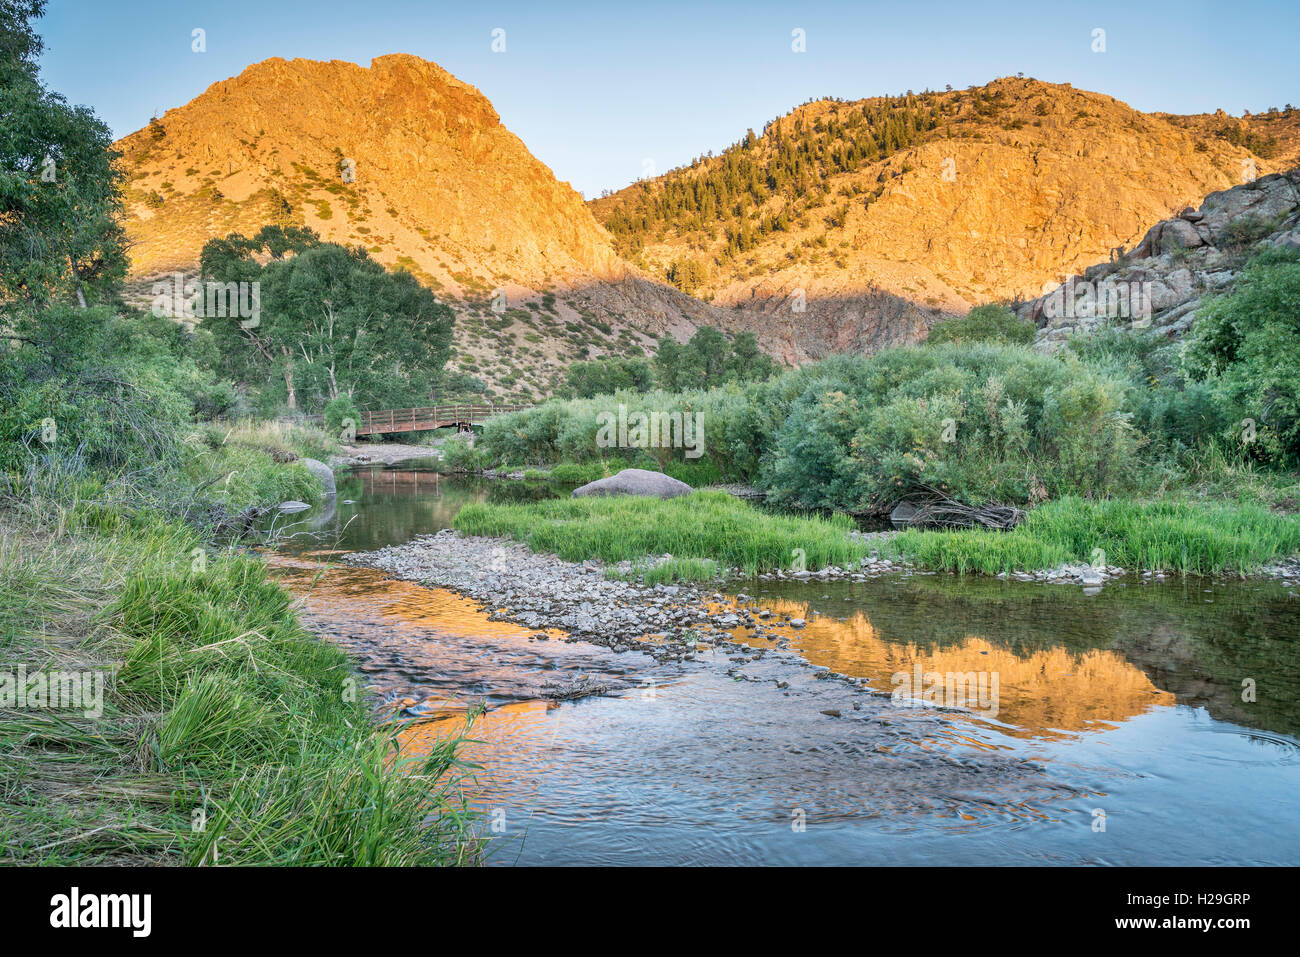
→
(571, 468, 693, 500)
(299, 457, 336, 497)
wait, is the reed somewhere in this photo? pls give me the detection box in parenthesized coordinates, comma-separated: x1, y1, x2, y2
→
(453, 490, 868, 578)
(886, 496, 1300, 575)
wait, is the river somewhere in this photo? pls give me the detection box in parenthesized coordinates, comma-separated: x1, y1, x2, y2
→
(263, 460, 1300, 865)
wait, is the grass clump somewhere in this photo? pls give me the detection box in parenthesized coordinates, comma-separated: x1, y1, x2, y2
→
(453, 490, 867, 578)
(0, 506, 481, 865)
(886, 496, 1300, 576)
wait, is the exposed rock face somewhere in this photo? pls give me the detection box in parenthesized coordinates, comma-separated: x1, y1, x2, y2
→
(116, 59, 1300, 395)
(1020, 167, 1300, 350)
(116, 55, 625, 290)
(114, 55, 765, 399)
(595, 78, 1300, 361)
(572, 469, 693, 500)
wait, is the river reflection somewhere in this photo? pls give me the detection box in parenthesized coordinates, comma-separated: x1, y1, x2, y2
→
(264, 464, 1300, 864)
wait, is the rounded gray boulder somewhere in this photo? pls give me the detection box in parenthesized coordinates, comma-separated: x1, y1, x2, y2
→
(299, 457, 336, 497)
(571, 468, 693, 500)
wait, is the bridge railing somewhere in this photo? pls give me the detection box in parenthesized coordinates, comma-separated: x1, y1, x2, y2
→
(357, 404, 531, 434)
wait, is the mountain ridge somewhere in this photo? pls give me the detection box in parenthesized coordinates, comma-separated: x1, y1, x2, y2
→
(115, 59, 1300, 398)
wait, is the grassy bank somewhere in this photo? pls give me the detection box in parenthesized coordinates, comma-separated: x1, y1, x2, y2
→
(452, 490, 1300, 581)
(453, 490, 869, 580)
(886, 496, 1300, 576)
(1, 435, 481, 865)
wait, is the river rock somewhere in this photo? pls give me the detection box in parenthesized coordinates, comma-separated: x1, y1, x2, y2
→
(299, 457, 336, 497)
(572, 468, 693, 500)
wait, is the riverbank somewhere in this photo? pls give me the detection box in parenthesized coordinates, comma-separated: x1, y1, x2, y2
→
(0, 431, 481, 865)
(443, 490, 1300, 584)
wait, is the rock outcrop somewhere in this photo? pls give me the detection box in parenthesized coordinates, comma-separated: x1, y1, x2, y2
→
(1020, 167, 1300, 350)
(114, 55, 763, 400)
(595, 79, 1300, 360)
(117, 58, 1300, 394)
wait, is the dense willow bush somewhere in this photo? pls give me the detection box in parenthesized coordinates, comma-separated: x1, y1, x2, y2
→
(762, 344, 1136, 510)
(477, 343, 1141, 509)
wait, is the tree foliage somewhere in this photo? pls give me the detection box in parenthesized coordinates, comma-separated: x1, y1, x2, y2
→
(1186, 247, 1300, 464)
(654, 327, 776, 391)
(927, 304, 1035, 346)
(0, 0, 126, 311)
(198, 229, 455, 412)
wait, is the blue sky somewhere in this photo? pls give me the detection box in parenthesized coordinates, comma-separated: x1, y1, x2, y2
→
(35, 0, 1300, 198)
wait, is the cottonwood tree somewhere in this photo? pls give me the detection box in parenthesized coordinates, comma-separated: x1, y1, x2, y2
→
(0, 0, 126, 314)
(654, 326, 777, 391)
(199, 230, 455, 411)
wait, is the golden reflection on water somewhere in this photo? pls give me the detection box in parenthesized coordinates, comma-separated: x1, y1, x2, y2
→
(739, 598, 1175, 740)
(396, 700, 558, 795)
(264, 552, 576, 799)
(266, 550, 1173, 751)
(265, 551, 565, 642)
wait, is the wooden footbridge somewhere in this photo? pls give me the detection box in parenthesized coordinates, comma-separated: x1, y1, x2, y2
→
(352, 404, 530, 436)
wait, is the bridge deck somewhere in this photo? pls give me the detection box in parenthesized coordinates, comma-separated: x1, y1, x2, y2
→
(354, 404, 529, 436)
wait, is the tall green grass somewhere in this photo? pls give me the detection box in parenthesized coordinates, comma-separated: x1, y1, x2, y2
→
(886, 496, 1300, 575)
(453, 490, 868, 578)
(1, 483, 479, 865)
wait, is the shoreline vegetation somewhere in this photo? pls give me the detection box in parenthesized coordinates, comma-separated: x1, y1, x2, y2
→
(452, 491, 1300, 582)
(439, 261, 1300, 582)
(1, 422, 482, 865)
(4, 0, 1299, 868)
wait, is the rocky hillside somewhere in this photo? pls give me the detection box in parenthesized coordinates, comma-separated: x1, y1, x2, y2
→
(114, 55, 751, 400)
(1022, 167, 1300, 350)
(117, 61, 1300, 398)
(593, 78, 1300, 357)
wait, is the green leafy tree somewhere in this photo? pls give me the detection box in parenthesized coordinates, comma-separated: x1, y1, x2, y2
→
(654, 326, 777, 391)
(199, 231, 454, 411)
(726, 331, 776, 382)
(0, 0, 126, 313)
(654, 334, 682, 391)
(559, 356, 654, 398)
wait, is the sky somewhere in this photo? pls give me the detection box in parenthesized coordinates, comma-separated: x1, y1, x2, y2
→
(34, 0, 1300, 199)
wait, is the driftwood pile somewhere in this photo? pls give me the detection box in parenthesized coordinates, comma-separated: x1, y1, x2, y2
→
(889, 487, 1026, 531)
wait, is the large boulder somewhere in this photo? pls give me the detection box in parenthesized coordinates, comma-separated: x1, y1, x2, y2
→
(299, 457, 336, 497)
(571, 468, 693, 500)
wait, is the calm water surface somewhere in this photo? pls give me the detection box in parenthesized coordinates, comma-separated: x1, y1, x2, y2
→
(265, 461, 1300, 865)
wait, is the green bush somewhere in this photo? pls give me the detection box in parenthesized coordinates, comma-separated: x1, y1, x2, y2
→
(478, 384, 766, 481)
(323, 394, 360, 436)
(1185, 247, 1300, 465)
(762, 344, 1136, 510)
(0, 306, 192, 473)
(926, 304, 1036, 346)
(439, 434, 488, 472)
(1068, 327, 1233, 458)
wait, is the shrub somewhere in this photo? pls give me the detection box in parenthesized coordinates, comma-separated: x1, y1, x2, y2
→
(761, 344, 1137, 510)
(0, 306, 192, 473)
(439, 434, 488, 472)
(1068, 327, 1233, 458)
(1185, 247, 1300, 465)
(926, 304, 1036, 346)
(323, 394, 360, 436)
